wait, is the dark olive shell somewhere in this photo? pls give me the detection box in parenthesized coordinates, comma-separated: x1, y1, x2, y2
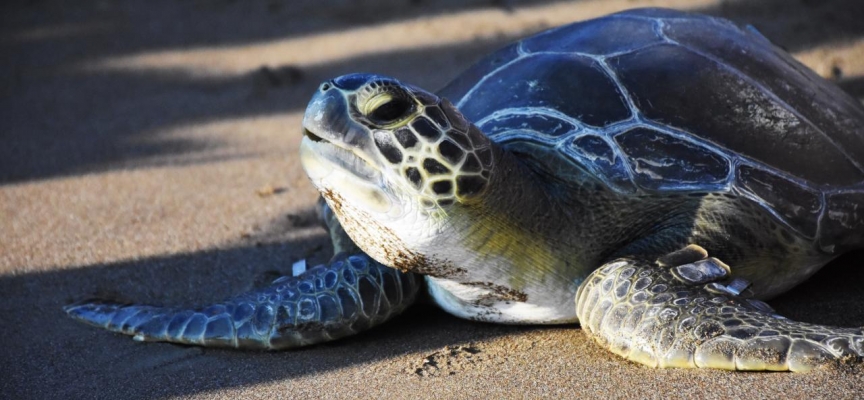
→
(438, 8, 864, 249)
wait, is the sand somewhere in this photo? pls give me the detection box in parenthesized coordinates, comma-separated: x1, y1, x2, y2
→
(2, 0, 863, 398)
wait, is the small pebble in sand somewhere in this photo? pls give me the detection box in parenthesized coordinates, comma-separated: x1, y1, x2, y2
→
(817, 57, 845, 80)
(256, 184, 286, 197)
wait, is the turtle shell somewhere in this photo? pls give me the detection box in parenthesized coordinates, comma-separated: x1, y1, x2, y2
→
(438, 8, 864, 250)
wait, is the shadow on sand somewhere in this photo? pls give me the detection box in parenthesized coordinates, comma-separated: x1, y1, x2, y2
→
(2, 0, 863, 184)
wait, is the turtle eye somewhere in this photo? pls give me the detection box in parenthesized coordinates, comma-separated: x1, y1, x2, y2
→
(363, 91, 415, 126)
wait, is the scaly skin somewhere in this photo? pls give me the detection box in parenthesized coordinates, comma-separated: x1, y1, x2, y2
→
(65, 201, 421, 349)
(575, 246, 864, 371)
(65, 202, 421, 350)
(65, 253, 420, 349)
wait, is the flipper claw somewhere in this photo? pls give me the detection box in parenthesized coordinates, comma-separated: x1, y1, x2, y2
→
(655, 244, 708, 267)
(670, 257, 730, 285)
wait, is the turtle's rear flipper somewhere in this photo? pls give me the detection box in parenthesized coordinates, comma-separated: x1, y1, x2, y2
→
(575, 245, 863, 371)
(65, 253, 419, 349)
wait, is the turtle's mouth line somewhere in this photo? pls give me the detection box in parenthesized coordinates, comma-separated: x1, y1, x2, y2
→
(301, 129, 381, 181)
(303, 128, 326, 143)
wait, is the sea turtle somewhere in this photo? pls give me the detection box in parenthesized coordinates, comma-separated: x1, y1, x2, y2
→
(66, 8, 864, 372)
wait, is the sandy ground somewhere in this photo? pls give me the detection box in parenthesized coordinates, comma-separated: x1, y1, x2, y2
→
(2, 0, 864, 398)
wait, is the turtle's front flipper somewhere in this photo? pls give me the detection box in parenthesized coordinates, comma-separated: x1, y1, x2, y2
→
(65, 200, 421, 350)
(66, 253, 419, 349)
(575, 245, 863, 371)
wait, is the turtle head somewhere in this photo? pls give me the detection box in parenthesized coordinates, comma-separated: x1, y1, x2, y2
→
(300, 73, 498, 270)
(301, 73, 574, 316)
(302, 73, 494, 209)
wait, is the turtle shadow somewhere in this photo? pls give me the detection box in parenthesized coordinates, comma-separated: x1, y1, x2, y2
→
(770, 250, 864, 326)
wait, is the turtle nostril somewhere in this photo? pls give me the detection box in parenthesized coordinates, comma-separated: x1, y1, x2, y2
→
(320, 82, 332, 92)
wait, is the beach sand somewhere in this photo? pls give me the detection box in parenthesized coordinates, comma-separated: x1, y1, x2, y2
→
(2, 0, 863, 398)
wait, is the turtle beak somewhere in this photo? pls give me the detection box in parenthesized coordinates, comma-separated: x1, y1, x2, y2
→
(302, 82, 371, 151)
(301, 80, 385, 185)
(301, 78, 395, 215)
